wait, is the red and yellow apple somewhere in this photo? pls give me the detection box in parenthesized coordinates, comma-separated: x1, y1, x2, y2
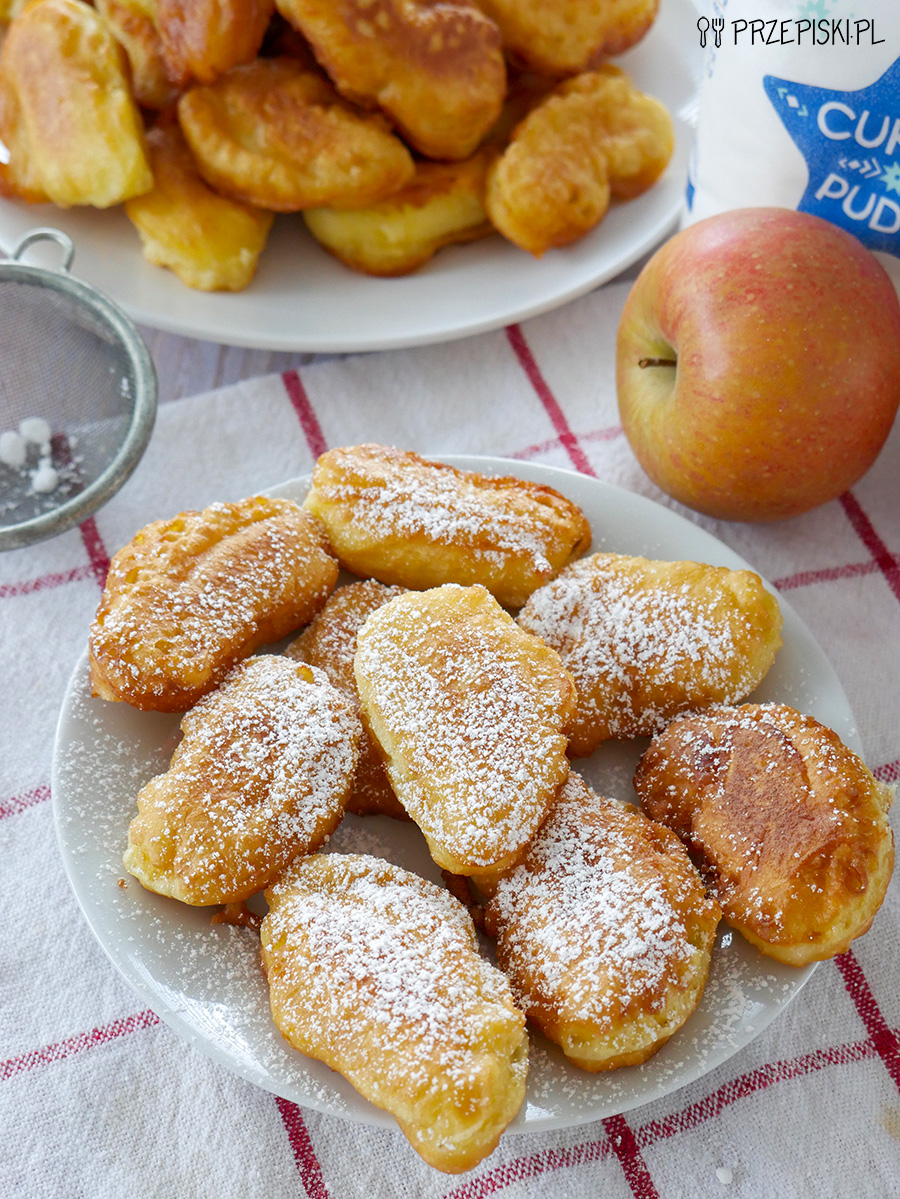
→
(615, 207, 900, 521)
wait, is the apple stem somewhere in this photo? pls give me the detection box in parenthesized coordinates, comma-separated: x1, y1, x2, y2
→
(638, 357, 678, 369)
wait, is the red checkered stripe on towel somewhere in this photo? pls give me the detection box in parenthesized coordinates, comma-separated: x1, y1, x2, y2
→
(4, 324, 897, 1199)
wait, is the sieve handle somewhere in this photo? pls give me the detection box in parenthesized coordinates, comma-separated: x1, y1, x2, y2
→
(10, 227, 75, 272)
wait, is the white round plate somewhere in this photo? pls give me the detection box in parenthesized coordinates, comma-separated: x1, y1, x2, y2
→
(52, 459, 855, 1132)
(0, 0, 700, 353)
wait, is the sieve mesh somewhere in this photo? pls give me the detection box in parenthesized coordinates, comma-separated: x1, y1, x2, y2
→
(0, 229, 157, 549)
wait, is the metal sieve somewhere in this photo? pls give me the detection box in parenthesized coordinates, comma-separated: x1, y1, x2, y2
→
(0, 227, 157, 551)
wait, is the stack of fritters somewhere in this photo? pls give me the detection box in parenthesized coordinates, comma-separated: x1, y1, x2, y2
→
(0, 0, 674, 288)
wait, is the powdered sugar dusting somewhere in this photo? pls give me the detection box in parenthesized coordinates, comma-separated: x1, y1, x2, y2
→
(518, 553, 781, 744)
(490, 775, 719, 1027)
(286, 580, 408, 817)
(354, 585, 573, 868)
(90, 497, 337, 708)
(125, 655, 360, 902)
(286, 580, 406, 701)
(263, 854, 527, 1122)
(309, 445, 587, 575)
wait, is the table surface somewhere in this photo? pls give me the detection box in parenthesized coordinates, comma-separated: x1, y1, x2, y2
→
(2, 254, 900, 1199)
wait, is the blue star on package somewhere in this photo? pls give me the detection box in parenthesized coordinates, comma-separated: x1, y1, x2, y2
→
(686, 0, 900, 286)
(763, 59, 900, 252)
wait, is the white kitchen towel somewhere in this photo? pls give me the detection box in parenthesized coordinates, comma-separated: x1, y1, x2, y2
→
(686, 0, 900, 291)
(1, 281, 899, 1197)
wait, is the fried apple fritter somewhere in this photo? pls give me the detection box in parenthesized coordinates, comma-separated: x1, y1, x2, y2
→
(557, 67, 674, 199)
(303, 444, 592, 608)
(157, 0, 273, 87)
(124, 656, 361, 904)
(90, 495, 339, 712)
(303, 148, 496, 276)
(517, 552, 783, 754)
(125, 122, 274, 291)
(633, 704, 895, 966)
(354, 584, 576, 876)
(261, 853, 528, 1172)
(474, 0, 659, 75)
(95, 0, 180, 110)
(274, 0, 506, 160)
(0, 67, 44, 202)
(0, 0, 152, 207)
(286, 579, 409, 819)
(485, 66, 673, 255)
(484, 773, 720, 1071)
(177, 57, 416, 210)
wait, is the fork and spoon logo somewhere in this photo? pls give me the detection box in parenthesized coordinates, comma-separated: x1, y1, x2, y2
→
(698, 15, 724, 46)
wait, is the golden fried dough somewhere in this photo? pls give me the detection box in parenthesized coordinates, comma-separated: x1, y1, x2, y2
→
(125, 123, 274, 291)
(484, 773, 720, 1070)
(485, 67, 673, 255)
(286, 579, 408, 818)
(633, 704, 895, 966)
(177, 57, 415, 210)
(95, 0, 179, 110)
(89, 496, 338, 712)
(354, 585, 576, 875)
(557, 67, 675, 200)
(124, 656, 360, 904)
(517, 552, 783, 754)
(0, 0, 152, 207)
(485, 104, 609, 256)
(0, 0, 28, 22)
(303, 148, 496, 277)
(274, 0, 506, 160)
(261, 853, 528, 1172)
(0, 68, 45, 203)
(304, 444, 592, 608)
(474, 0, 659, 75)
(157, 0, 273, 86)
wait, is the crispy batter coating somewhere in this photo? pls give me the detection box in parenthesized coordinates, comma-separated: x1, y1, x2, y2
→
(517, 552, 783, 755)
(484, 773, 720, 1071)
(474, 0, 659, 75)
(303, 147, 496, 276)
(261, 853, 528, 1172)
(89, 496, 339, 712)
(633, 704, 895, 966)
(286, 579, 409, 819)
(177, 57, 415, 210)
(125, 122, 274, 291)
(303, 444, 592, 608)
(124, 656, 361, 904)
(274, 0, 506, 160)
(0, 67, 45, 203)
(0, 0, 28, 21)
(95, 0, 180, 110)
(157, 0, 273, 86)
(0, 0, 152, 207)
(557, 67, 674, 200)
(485, 67, 673, 255)
(354, 585, 576, 875)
